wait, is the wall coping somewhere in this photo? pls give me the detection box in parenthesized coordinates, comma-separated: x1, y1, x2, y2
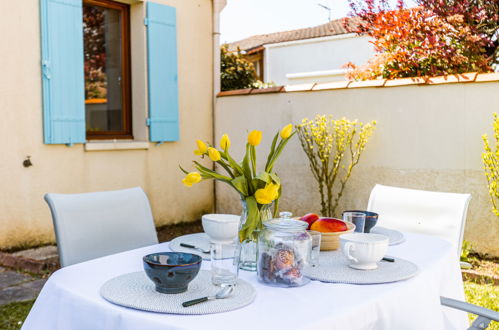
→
(217, 72, 499, 97)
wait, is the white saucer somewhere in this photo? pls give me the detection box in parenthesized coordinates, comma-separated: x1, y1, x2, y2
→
(370, 227, 405, 245)
(169, 233, 237, 260)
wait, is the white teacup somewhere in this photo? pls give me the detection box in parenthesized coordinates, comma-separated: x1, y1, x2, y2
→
(202, 214, 239, 243)
(340, 233, 389, 270)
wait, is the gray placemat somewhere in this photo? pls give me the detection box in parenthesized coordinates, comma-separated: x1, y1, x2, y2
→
(304, 251, 418, 284)
(100, 270, 256, 315)
(169, 233, 212, 260)
(370, 227, 405, 245)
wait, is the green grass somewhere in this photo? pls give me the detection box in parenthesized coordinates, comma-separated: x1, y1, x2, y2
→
(464, 281, 499, 329)
(0, 300, 35, 330)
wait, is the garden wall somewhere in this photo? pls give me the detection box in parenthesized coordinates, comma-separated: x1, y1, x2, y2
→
(215, 73, 499, 257)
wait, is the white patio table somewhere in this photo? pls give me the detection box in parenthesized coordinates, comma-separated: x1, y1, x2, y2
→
(22, 232, 468, 330)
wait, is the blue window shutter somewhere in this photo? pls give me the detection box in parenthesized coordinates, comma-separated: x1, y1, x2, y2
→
(40, 0, 85, 145)
(146, 2, 179, 143)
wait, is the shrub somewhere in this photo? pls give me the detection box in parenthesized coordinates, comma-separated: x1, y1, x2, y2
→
(296, 115, 376, 217)
(482, 113, 499, 217)
(220, 45, 259, 91)
(417, 0, 498, 65)
(345, 1, 494, 80)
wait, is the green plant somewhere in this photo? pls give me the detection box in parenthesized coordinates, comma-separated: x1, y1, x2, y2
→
(460, 240, 474, 263)
(482, 113, 499, 217)
(251, 81, 276, 89)
(464, 281, 499, 329)
(296, 115, 376, 217)
(220, 45, 259, 91)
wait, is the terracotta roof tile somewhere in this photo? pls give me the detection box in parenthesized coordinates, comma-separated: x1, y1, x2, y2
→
(228, 17, 360, 52)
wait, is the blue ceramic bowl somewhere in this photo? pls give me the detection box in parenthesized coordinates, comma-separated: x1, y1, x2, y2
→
(143, 252, 202, 294)
(342, 210, 379, 233)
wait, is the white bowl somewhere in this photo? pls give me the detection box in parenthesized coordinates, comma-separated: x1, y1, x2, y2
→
(201, 214, 240, 243)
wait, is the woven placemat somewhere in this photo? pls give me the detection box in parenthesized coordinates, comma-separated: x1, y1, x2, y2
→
(100, 270, 256, 315)
(304, 251, 418, 284)
(370, 227, 405, 245)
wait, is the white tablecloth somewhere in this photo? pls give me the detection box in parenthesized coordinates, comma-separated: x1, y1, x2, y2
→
(22, 232, 469, 330)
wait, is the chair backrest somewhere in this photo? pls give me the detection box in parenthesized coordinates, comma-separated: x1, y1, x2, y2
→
(45, 187, 159, 267)
(367, 184, 471, 256)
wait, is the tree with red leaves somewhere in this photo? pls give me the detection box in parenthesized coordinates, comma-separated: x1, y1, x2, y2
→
(345, 0, 496, 80)
(418, 0, 498, 62)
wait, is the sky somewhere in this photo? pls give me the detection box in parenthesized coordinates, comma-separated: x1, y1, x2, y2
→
(220, 0, 416, 43)
(220, 0, 350, 43)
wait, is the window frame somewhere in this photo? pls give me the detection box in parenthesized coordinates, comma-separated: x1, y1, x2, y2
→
(84, 0, 133, 140)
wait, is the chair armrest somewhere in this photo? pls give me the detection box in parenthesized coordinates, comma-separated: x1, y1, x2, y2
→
(440, 296, 499, 322)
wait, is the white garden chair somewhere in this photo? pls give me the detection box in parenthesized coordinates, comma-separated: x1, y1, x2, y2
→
(367, 184, 498, 329)
(367, 184, 471, 256)
(45, 187, 158, 267)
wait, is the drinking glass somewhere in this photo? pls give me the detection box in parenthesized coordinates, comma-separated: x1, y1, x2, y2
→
(307, 230, 322, 267)
(210, 241, 239, 286)
(342, 210, 379, 233)
(342, 212, 366, 233)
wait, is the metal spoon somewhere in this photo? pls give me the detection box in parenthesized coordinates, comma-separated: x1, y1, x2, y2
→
(182, 285, 235, 307)
(180, 243, 210, 254)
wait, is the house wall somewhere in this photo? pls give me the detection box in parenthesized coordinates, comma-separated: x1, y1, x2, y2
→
(215, 76, 499, 257)
(264, 34, 374, 85)
(0, 0, 214, 249)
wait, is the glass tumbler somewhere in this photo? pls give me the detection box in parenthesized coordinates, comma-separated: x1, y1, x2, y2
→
(343, 212, 366, 233)
(210, 241, 239, 286)
(307, 230, 322, 267)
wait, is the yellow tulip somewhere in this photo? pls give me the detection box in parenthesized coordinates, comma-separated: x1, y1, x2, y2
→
(247, 130, 262, 146)
(193, 140, 208, 156)
(182, 172, 202, 187)
(266, 183, 280, 200)
(255, 183, 280, 204)
(207, 147, 221, 161)
(220, 134, 231, 150)
(255, 188, 273, 205)
(280, 124, 293, 139)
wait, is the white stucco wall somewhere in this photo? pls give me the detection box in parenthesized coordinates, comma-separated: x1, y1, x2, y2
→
(264, 34, 374, 85)
(0, 0, 214, 249)
(215, 78, 499, 257)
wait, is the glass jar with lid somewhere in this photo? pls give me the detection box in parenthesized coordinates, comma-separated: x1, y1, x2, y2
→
(257, 212, 312, 287)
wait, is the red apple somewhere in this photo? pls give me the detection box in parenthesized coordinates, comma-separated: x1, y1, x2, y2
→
(310, 218, 347, 233)
(299, 213, 320, 229)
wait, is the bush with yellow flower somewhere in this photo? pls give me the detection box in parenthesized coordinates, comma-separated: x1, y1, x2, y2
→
(482, 113, 499, 217)
(296, 115, 376, 217)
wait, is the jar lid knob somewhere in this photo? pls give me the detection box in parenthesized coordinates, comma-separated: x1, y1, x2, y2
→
(279, 211, 293, 219)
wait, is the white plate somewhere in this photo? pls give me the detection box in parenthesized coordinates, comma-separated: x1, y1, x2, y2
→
(169, 233, 237, 260)
(370, 226, 405, 245)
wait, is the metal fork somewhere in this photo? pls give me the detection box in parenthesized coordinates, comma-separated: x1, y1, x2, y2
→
(180, 243, 210, 254)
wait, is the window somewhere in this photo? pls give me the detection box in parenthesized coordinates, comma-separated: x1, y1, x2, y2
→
(41, 0, 178, 145)
(83, 0, 132, 139)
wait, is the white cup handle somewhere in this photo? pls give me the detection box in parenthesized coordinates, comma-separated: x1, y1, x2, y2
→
(343, 242, 358, 263)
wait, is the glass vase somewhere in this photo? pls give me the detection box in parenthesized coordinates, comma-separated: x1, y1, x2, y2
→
(238, 200, 273, 271)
